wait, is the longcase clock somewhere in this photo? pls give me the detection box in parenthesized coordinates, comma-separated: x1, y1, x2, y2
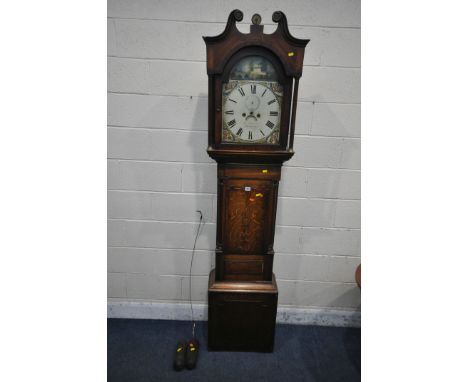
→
(203, 10, 309, 352)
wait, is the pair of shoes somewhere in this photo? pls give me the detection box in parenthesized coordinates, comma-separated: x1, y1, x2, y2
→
(173, 338, 199, 371)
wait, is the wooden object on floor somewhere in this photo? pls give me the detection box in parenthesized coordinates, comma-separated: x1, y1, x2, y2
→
(355, 264, 361, 289)
(208, 270, 278, 352)
(203, 10, 308, 352)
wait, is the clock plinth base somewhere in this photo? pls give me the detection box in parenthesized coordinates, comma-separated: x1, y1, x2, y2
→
(207, 269, 278, 352)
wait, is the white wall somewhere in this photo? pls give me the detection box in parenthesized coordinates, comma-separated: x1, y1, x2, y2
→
(108, 0, 361, 319)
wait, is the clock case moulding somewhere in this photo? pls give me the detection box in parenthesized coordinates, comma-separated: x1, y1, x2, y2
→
(203, 10, 309, 352)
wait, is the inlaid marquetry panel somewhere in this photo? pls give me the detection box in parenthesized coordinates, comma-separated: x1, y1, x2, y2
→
(223, 179, 273, 254)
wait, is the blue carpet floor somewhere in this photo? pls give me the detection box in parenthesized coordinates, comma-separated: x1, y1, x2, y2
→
(108, 319, 360, 382)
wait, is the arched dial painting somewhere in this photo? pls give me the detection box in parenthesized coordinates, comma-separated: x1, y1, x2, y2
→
(222, 56, 282, 144)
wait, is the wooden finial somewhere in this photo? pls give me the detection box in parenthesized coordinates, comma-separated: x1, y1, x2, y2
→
(251, 13, 262, 25)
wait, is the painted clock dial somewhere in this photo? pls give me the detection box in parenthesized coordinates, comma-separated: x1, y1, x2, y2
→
(222, 56, 283, 144)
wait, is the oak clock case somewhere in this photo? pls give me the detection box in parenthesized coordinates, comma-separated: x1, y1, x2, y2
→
(203, 10, 308, 352)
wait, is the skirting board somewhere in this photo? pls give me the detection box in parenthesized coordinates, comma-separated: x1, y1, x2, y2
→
(108, 301, 361, 328)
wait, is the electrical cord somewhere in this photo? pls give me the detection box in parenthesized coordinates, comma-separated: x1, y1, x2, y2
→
(189, 210, 204, 339)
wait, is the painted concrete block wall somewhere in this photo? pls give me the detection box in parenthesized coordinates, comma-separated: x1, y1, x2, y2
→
(108, 0, 361, 314)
